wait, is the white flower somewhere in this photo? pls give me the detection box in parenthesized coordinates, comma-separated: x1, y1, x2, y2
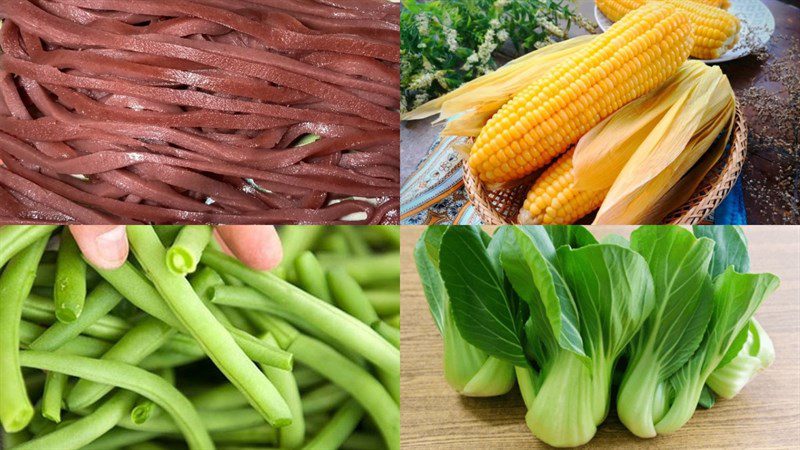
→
(495, 0, 509, 9)
(536, 13, 567, 39)
(408, 72, 435, 90)
(443, 26, 459, 52)
(489, 19, 501, 29)
(415, 14, 430, 36)
(497, 29, 509, 42)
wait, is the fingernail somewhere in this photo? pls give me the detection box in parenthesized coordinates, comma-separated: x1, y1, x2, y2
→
(95, 226, 127, 266)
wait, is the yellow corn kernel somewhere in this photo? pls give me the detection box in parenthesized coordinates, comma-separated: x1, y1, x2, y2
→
(469, 2, 692, 184)
(596, 0, 740, 59)
(518, 149, 608, 225)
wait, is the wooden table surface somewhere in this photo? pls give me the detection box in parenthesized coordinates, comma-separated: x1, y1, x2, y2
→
(400, 0, 800, 224)
(400, 226, 800, 449)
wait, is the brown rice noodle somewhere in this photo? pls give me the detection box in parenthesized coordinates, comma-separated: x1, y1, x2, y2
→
(0, 0, 400, 223)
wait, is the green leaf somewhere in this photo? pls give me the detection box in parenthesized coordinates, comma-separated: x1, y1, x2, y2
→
(498, 227, 586, 363)
(439, 226, 526, 366)
(414, 227, 448, 335)
(693, 226, 750, 278)
(629, 225, 715, 378)
(557, 244, 655, 358)
(701, 268, 780, 374)
(545, 225, 598, 250)
(654, 268, 779, 435)
(600, 233, 630, 248)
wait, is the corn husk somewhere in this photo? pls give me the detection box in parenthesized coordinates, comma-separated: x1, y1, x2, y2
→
(572, 61, 710, 191)
(589, 64, 735, 224)
(401, 35, 595, 137)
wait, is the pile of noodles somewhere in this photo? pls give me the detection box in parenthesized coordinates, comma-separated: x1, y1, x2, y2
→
(0, 0, 399, 224)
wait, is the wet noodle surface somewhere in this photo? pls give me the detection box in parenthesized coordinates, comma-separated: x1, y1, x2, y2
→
(0, 0, 400, 224)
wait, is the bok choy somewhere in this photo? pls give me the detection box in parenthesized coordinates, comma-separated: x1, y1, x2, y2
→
(416, 225, 780, 448)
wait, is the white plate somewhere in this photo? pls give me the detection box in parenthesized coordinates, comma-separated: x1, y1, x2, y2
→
(594, 0, 775, 63)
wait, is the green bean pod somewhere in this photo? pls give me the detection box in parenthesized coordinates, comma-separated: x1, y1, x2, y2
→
(53, 228, 87, 323)
(0, 236, 50, 432)
(127, 226, 292, 427)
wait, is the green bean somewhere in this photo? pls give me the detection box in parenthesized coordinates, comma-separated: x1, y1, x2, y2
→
(294, 252, 331, 303)
(338, 227, 371, 256)
(316, 253, 399, 287)
(221, 306, 254, 333)
(15, 390, 138, 450)
(23, 294, 129, 341)
(33, 263, 55, 287)
(293, 366, 326, 391)
(166, 225, 212, 275)
(31, 282, 123, 351)
(362, 226, 400, 250)
(0, 225, 57, 268)
(190, 267, 225, 301)
(189, 270, 262, 343)
(303, 399, 364, 450)
(89, 259, 292, 369)
(276, 226, 324, 272)
(80, 428, 159, 450)
(327, 268, 379, 325)
(191, 384, 249, 410)
(301, 384, 349, 415)
(372, 321, 400, 349)
(364, 290, 400, 317)
(22, 297, 200, 358)
(0, 236, 50, 432)
(376, 367, 400, 407)
(116, 407, 265, 434)
(19, 351, 214, 450)
(153, 225, 184, 247)
(317, 233, 350, 255)
(140, 351, 205, 370)
(53, 228, 87, 322)
(244, 313, 398, 450)
(35, 264, 100, 289)
(131, 368, 173, 425)
(3, 429, 32, 448)
(67, 318, 177, 411)
(207, 425, 277, 445)
(41, 371, 68, 422)
(215, 286, 367, 370)
(127, 225, 292, 427)
(19, 320, 111, 358)
(202, 249, 399, 375)
(385, 314, 400, 329)
(261, 333, 304, 448)
(27, 403, 53, 436)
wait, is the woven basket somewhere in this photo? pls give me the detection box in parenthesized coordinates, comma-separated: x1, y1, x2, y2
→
(463, 102, 748, 225)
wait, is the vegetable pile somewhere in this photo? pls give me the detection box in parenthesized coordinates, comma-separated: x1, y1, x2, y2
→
(415, 224, 779, 447)
(0, 225, 400, 450)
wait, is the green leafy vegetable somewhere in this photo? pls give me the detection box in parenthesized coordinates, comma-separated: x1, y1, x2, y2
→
(416, 224, 780, 446)
(414, 226, 514, 396)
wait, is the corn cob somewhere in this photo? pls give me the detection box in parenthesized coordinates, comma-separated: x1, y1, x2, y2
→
(518, 148, 608, 225)
(468, 2, 692, 184)
(596, 0, 740, 59)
